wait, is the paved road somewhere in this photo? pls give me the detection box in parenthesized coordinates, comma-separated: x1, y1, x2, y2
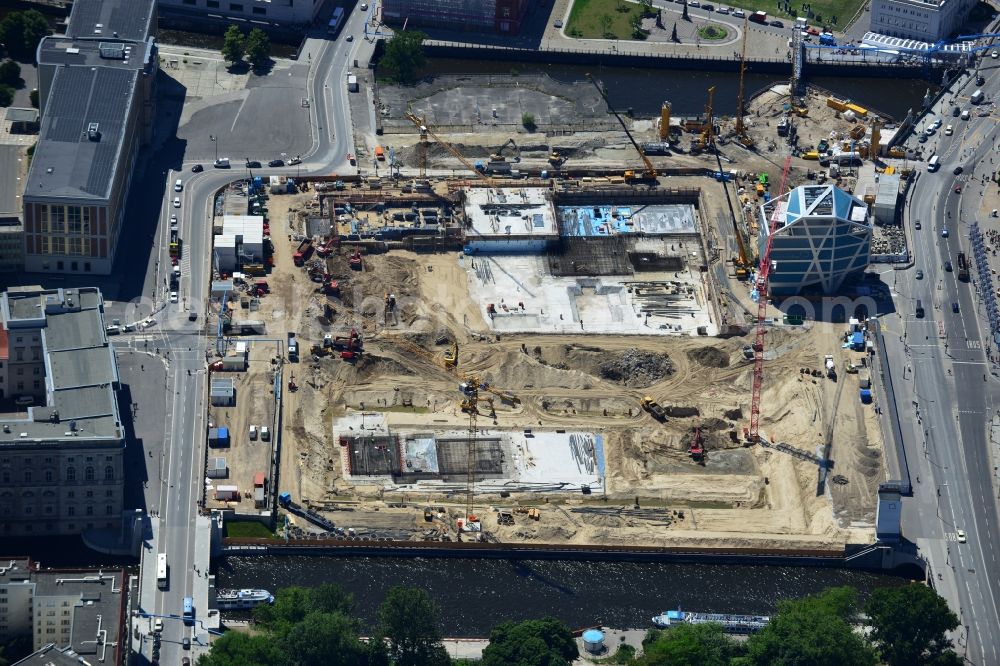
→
(135, 10, 376, 664)
(881, 53, 1000, 665)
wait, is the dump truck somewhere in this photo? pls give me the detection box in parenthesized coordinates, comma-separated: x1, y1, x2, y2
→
(824, 354, 836, 379)
(641, 396, 667, 421)
(293, 239, 313, 266)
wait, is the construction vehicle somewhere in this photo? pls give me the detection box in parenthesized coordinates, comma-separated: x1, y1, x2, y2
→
(585, 74, 657, 182)
(325, 329, 363, 352)
(689, 428, 705, 463)
(310, 344, 334, 358)
(548, 151, 565, 165)
(824, 354, 836, 379)
(404, 112, 496, 186)
(293, 239, 313, 266)
(491, 138, 519, 162)
(691, 87, 716, 155)
(746, 154, 794, 444)
(734, 17, 754, 149)
(443, 341, 458, 367)
(641, 396, 667, 421)
(348, 248, 363, 270)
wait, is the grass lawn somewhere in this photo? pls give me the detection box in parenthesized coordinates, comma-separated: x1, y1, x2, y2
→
(224, 521, 277, 539)
(566, 0, 651, 39)
(714, 0, 865, 31)
(698, 24, 729, 39)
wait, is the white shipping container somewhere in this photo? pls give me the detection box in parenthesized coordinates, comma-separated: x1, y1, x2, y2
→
(215, 485, 239, 500)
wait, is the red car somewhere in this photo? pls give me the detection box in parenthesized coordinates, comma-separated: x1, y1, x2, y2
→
(347, 153, 356, 165)
(171, 256, 178, 266)
(954, 184, 962, 193)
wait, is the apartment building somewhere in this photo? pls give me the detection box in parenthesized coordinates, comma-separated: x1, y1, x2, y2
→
(0, 558, 126, 663)
(869, 0, 976, 41)
(0, 287, 124, 537)
(0, 143, 24, 273)
(382, 0, 534, 34)
(157, 0, 326, 25)
(22, 0, 157, 275)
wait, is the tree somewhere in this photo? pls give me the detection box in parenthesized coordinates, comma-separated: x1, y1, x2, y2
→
(244, 27, 271, 70)
(640, 0, 655, 15)
(196, 632, 286, 666)
(221, 24, 245, 66)
(0, 10, 51, 60)
(0, 59, 20, 86)
(375, 586, 450, 666)
(637, 623, 741, 666)
(380, 30, 427, 84)
(630, 13, 645, 39)
(740, 587, 878, 666)
(481, 617, 579, 666)
(682, 0, 690, 21)
(521, 112, 536, 130)
(282, 611, 369, 666)
(865, 584, 960, 665)
(0, 84, 13, 108)
(671, 23, 679, 42)
(254, 584, 357, 632)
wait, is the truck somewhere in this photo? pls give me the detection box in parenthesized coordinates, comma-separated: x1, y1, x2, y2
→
(957, 252, 969, 281)
(819, 32, 836, 45)
(971, 89, 985, 105)
(640, 396, 667, 421)
(287, 333, 299, 361)
(293, 238, 313, 266)
(347, 75, 359, 93)
(824, 354, 836, 379)
(749, 10, 767, 24)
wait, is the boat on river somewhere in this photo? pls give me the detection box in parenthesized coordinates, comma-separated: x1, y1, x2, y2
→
(652, 609, 770, 634)
(216, 588, 274, 610)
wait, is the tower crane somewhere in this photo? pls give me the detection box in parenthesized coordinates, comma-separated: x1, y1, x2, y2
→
(747, 154, 793, 443)
(585, 74, 658, 182)
(404, 112, 496, 186)
(734, 16, 755, 149)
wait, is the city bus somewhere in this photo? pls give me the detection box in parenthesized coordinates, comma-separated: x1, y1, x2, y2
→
(182, 596, 194, 626)
(327, 7, 345, 35)
(156, 553, 168, 590)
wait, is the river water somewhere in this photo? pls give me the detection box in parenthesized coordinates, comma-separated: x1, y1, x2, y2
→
(414, 57, 934, 121)
(216, 555, 906, 636)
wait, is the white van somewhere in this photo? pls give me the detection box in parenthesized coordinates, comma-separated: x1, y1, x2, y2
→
(971, 89, 984, 105)
(928, 155, 940, 172)
(214, 157, 231, 168)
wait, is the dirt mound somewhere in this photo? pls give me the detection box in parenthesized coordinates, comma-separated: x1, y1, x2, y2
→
(687, 346, 730, 368)
(723, 407, 744, 420)
(332, 354, 415, 382)
(665, 405, 700, 418)
(598, 348, 673, 387)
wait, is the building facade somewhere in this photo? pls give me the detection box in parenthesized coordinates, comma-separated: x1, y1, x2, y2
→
(869, 0, 976, 41)
(758, 184, 872, 296)
(22, 0, 157, 275)
(0, 142, 25, 273)
(157, 0, 325, 26)
(0, 288, 124, 537)
(0, 559, 126, 660)
(383, 0, 533, 34)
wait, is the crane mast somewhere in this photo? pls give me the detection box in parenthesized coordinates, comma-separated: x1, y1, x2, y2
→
(748, 155, 793, 443)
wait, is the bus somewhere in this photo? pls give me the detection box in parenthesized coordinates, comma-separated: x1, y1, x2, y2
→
(155, 553, 168, 590)
(182, 597, 194, 626)
(327, 7, 345, 35)
(957, 252, 969, 282)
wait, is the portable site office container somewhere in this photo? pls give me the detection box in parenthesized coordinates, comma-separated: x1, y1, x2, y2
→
(208, 427, 230, 448)
(215, 485, 239, 501)
(207, 457, 228, 478)
(254, 486, 266, 507)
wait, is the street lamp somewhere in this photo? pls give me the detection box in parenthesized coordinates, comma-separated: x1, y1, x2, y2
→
(210, 135, 218, 164)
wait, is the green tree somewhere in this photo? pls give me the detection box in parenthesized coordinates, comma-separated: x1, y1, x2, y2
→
(221, 24, 245, 66)
(380, 30, 427, 84)
(865, 584, 960, 666)
(630, 14, 645, 39)
(640, 0, 655, 15)
(739, 587, 877, 666)
(254, 584, 357, 632)
(521, 112, 536, 130)
(0, 59, 20, 86)
(375, 587, 449, 666)
(244, 27, 271, 70)
(196, 632, 286, 666)
(481, 617, 579, 666)
(0, 10, 51, 60)
(0, 84, 14, 108)
(637, 623, 741, 666)
(283, 611, 369, 666)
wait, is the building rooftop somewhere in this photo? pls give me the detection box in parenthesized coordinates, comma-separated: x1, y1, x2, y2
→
(875, 173, 901, 205)
(0, 144, 22, 221)
(32, 568, 126, 660)
(26, 64, 140, 202)
(463, 188, 559, 239)
(0, 288, 122, 445)
(761, 184, 870, 236)
(65, 0, 156, 42)
(13, 644, 85, 666)
(0, 558, 33, 583)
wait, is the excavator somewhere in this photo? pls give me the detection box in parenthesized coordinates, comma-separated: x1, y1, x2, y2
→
(586, 74, 657, 182)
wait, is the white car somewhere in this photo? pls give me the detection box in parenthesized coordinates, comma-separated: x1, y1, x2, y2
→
(945, 124, 953, 135)
(170, 291, 178, 303)
(360, 2, 368, 8)
(170, 214, 178, 225)
(716, 6, 730, 12)
(961, 109, 970, 120)
(992, 50, 998, 59)
(153, 618, 163, 633)
(172, 197, 181, 208)
(250, 425, 258, 440)
(689, 0, 701, 6)
(174, 178, 183, 192)
(957, 529, 967, 543)
(924, 127, 935, 136)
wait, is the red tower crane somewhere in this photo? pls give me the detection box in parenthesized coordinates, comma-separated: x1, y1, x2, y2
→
(747, 155, 793, 443)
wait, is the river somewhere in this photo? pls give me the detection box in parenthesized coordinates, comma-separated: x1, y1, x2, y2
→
(411, 57, 934, 121)
(216, 555, 906, 636)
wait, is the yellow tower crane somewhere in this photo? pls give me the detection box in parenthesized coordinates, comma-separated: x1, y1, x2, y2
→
(735, 16, 755, 148)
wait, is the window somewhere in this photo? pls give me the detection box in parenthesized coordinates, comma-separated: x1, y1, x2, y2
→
(106, 490, 113, 497)
(207, 0, 219, 6)
(67, 206, 81, 233)
(45, 470, 52, 482)
(182, 0, 195, 4)
(252, 5, 266, 14)
(0, 472, 8, 484)
(105, 466, 114, 481)
(71, 261, 78, 271)
(85, 466, 94, 481)
(23, 471, 31, 483)
(33, 380, 40, 390)
(66, 467, 75, 482)
(45, 506, 53, 514)
(105, 505, 113, 515)
(84, 262, 91, 272)
(85, 506, 93, 516)
(230, 2, 243, 10)
(68, 507, 74, 516)
(86, 490, 93, 498)
(33, 367, 40, 375)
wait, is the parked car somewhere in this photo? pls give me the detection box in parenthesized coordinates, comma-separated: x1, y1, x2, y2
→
(214, 158, 231, 168)
(250, 425, 258, 441)
(191, 164, 203, 172)
(954, 184, 962, 193)
(246, 160, 261, 169)
(268, 159, 284, 167)
(945, 261, 953, 271)
(717, 6, 730, 13)
(261, 426, 271, 441)
(953, 166, 963, 174)
(770, 19, 784, 27)
(932, 118, 942, 128)
(918, 134, 928, 143)
(702, 3, 715, 10)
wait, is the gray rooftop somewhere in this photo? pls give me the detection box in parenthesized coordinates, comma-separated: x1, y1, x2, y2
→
(65, 0, 156, 42)
(0, 144, 21, 220)
(0, 558, 32, 583)
(13, 645, 84, 666)
(26, 65, 139, 202)
(32, 569, 125, 658)
(4, 107, 39, 124)
(0, 288, 122, 446)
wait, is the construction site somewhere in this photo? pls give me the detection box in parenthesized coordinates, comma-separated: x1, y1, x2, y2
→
(204, 26, 908, 550)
